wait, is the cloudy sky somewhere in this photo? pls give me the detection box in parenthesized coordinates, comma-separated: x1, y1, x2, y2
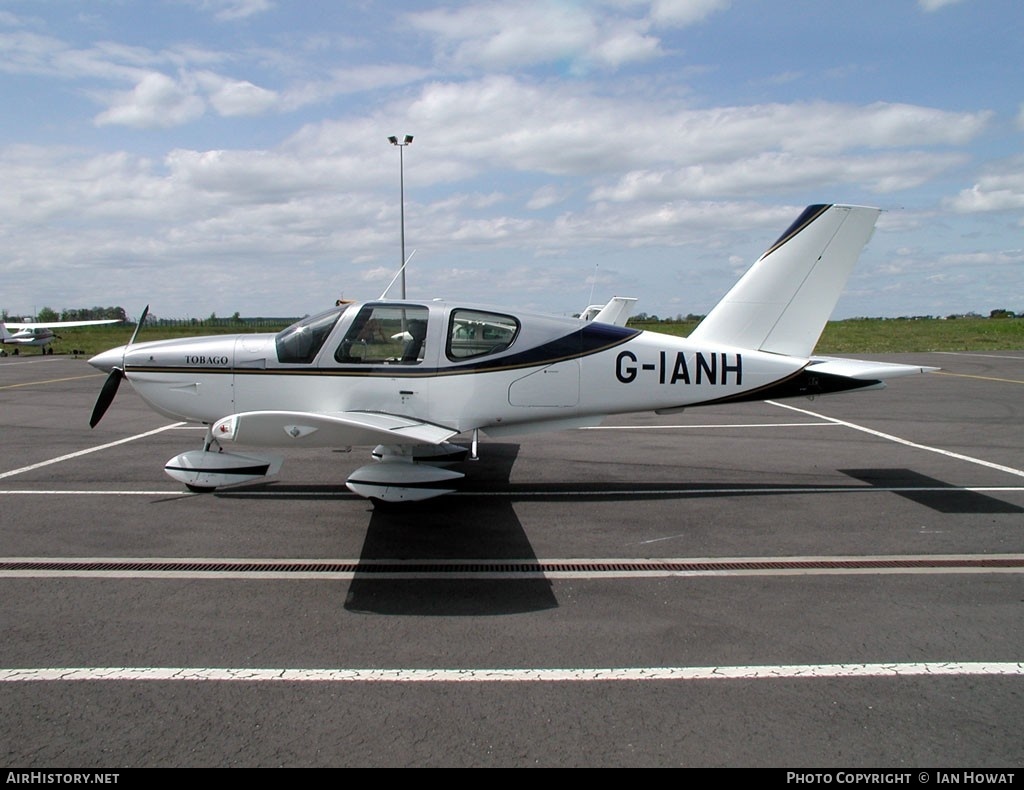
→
(1, 0, 1021, 322)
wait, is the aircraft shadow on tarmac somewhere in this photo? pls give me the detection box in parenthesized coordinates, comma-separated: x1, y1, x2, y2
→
(345, 443, 563, 616)
(220, 442, 559, 616)
(840, 468, 1023, 514)
(211, 451, 1022, 617)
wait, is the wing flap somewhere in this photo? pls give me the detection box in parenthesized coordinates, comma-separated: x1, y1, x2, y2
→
(212, 410, 459, 448)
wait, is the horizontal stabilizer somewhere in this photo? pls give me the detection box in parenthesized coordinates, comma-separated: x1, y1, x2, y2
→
(689, 204, 882, 358)
(212, 410, 459, 448)
(806, 358, 940, 380)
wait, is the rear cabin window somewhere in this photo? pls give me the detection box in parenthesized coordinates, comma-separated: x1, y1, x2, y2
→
(447, 310, 519, 360)
(334, 304, 430, 364)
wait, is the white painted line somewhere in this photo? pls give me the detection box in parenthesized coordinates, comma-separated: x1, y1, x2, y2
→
(0, 490, 187, 496)
(4, 553, 1019, 565)
(0, 357, 71, 367)
(5, 566, 1024, 580)
(933, 352, 1024, 361)
(0, 423, 186, 480)
(1, 663, 1021, 684)
(768, 400, 1024, 479)
(3, 554, 1022, 581)
(0, 485, 1022, 498)
(0, 373, 103, 390)
(582, 422, 838, 430)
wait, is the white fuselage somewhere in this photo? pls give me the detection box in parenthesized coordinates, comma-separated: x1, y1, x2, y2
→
(92, 299, 808, 441)
(2, 327, 56, 348)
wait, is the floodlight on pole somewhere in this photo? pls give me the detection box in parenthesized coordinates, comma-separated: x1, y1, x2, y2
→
(388, 134, 413, 299)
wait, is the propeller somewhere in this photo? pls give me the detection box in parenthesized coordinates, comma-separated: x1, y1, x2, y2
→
(89, 305, 148, 429)
(89, 368, 125, 428)
(128, 304, 148, 346)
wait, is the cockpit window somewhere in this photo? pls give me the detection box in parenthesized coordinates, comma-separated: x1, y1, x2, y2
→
(275, 307, 345, 364)
(335, 304, 430, 364)
(447, 309, 519, 360)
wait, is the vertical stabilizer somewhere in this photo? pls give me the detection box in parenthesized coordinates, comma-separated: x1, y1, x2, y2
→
(688, 204, 881, 358)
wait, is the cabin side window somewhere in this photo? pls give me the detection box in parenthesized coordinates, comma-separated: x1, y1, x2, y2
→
(446, 310, 519, 360)
(334, 304, 430, 364)
(275, 307, 344, 364)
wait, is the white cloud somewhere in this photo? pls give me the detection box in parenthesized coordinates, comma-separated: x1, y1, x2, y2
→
(196, 0, 275, 22)
(527, 185, 570, 210)
(948, 158, 1024, 214)
(94, 72, 206, 128)
(594, 151, 968, 201)
(591, 28, 662, 68)
(647, 0, 732, 27)
(196, 71, 278, 116)
(918, 0, 969, 11)
(411, 4, 603, 69)
(280, 65, 435, 112)
(410, 2, 675, 71)
(407, 0, 733, 72)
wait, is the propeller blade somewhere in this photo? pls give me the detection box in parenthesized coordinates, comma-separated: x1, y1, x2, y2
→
(90, 367, 125, 428)
(128, 305, 149, 346)
(89, 305, 146, 428)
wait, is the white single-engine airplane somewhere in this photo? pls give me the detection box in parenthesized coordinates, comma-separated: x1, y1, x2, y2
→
(2, 318, 123, 355)
(89, 204, 935, 502)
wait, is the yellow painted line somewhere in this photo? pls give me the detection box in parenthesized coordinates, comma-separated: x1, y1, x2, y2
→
(932, 371, 1024, 384)
(0, 373, 103, 390)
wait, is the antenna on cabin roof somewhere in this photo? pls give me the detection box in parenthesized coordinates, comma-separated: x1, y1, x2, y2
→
(379, 249, 417, 300)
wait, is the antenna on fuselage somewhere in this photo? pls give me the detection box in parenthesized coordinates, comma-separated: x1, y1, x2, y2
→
(587, 263, 598, 312)
(379, 249, 417, 300)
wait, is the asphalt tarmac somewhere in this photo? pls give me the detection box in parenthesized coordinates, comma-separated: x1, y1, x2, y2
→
(1, 350, 1022, 768)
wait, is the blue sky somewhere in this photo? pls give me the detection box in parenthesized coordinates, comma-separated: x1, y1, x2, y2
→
(1, 0, 1021, 321)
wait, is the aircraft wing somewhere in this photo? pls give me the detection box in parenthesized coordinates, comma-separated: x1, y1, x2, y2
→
(805, 357, 939, 380)
(5, 319, 122, 329)
(211, 410, 459, 448)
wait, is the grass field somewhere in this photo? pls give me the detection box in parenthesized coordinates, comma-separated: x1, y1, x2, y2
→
(9, 316, 1024, 359)
(630, 316, 1024, 353)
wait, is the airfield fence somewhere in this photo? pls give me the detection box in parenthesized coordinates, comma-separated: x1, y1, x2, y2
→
(148, 317, 298, 329)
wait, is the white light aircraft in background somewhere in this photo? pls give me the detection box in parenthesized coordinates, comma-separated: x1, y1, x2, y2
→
(88, 204, 936, 503)
(2, 318, 123, 355)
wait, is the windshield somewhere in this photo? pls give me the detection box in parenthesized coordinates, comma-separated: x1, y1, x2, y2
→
(275, 306, 346, 364)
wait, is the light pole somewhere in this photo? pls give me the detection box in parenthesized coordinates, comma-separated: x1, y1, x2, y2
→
(387, 134, 413, 299)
